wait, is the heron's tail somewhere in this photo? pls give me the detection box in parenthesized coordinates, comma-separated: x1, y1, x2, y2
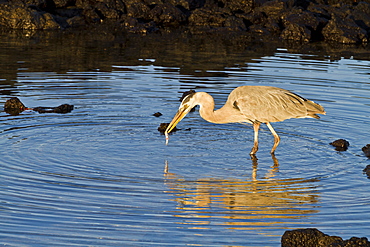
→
(305, 100, 326, 119)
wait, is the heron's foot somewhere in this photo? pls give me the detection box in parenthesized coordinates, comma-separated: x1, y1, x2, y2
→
(250, 153, 258, 161)
(270, 144, 279, 154)
(270, 153, 279, 166)
(250, 144, 258, 155)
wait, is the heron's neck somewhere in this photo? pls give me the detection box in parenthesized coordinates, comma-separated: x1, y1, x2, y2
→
(197, 93, 241, 124)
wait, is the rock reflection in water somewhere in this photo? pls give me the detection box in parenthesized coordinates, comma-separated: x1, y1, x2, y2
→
(164, 159, 319, 230)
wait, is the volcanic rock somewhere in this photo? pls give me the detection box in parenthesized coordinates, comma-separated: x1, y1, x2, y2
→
(330, 139, 350, 151)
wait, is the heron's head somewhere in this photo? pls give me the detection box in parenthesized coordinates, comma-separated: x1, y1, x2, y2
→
(165, 93, 197, 135)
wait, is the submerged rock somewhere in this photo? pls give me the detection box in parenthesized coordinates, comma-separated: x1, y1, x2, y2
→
(281, 228, 341, 247)
(330, 139, 350, 151)
(158, 122, 179, 133)
(362, 144, 370, 157)
(3, 97, 74, 115)
(33, 104, 74, 113)
(281, 228, 370, 247)
(364, 164, 370, 178)
(4, 97, 28, 115)
(4, 97, 26, 110)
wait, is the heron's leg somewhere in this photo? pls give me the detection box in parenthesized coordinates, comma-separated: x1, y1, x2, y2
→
(250, 122, 261, 155)
(266, 122, 280, 154)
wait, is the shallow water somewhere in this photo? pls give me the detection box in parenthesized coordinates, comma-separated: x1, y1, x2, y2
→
(1, 31, 370, 246)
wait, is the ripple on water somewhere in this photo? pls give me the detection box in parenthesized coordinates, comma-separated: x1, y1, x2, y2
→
(1, 50, 370, 245)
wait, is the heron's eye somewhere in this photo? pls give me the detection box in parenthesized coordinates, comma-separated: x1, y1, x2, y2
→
(180, 102, 191, 110)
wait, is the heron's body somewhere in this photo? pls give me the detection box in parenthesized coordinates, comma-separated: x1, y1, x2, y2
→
(165, 86, 325, 154)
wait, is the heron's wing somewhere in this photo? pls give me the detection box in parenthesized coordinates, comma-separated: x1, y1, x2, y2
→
(230, 87, 324, 123)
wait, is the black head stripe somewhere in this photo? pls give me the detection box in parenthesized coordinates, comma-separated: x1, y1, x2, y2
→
(182, 92, 196, 104)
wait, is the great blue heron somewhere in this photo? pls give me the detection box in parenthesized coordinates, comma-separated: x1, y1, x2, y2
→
(165, 86, 325, 154)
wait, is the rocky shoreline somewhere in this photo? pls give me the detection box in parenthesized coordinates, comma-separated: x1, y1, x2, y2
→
(1, 0, 370, 43)
(282, 228, 370, 247)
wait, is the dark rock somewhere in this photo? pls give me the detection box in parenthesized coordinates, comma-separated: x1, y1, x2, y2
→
(350, 2, 370, 32)
(66, 15, 86, 27)
(93, 2, 122, 19)
(281, 22, 312, 42)
(0, 3, 64, 29)
(327, 237, 370, 247)
(282, 228, 370, 247)
(54, 104, 74, 113)
(326, 0, 359, 6)
(74, 0, 125, 22)
(330, 139, 350, 151)
(363, 164, 370, 178)
(4, 97, 26, 110)
(126, 2, 151, 20)
(243, 10, 267, 27)
(0, 0, 369, 43)
(261, 19, 282, 34)
(187, 5, 247, 31)
(79, 8, 103, 23)
(307, 3, 331, 19)
(150, 4, 187, 28)
(224, 15, 247, 31)
(4, 97, 27, 115)
(121, 16, 158, 33)
(223, 0, 254, 14)
(153, 112, 162, 117)
(188, 8, 227, 28)
(282, 228, 342, 247)
(21, 0, 49, 7)
(4, 97, 72, 115)
(54, 8, 82, 19)
(322, 13, 368, 43)
(248, 24, 271, 34)
(158, 122, 179, 133)
(245, 0, 287, 34)
(33, 104, 74, 113)
(53, 0, 74, 8)
(257, 0, 286, 18)
(281, 9, 328, 42)
(0, 0, 73, 29)
(362, 144, 370, 157)
(166, 0, 205, 11)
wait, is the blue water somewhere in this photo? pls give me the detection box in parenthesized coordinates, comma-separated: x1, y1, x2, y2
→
(1, 33, 370, 246)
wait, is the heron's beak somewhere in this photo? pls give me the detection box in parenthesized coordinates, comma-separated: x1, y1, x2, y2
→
(165, 105, 190, 145)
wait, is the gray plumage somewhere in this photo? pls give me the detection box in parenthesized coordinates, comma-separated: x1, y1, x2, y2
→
(165, 86, 326, 154)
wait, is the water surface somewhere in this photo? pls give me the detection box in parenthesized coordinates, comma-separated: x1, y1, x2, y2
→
(1, 31, 370, 246)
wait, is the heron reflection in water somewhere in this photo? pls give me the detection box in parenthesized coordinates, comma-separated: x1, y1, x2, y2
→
(163, 160, 320, 229)
(165, 86, 325, 154)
